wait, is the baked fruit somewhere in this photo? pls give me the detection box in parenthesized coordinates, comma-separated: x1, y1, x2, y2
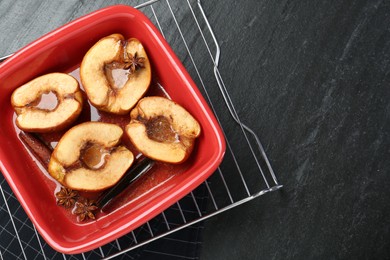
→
(48, 122, 134, 191)
(11, 73, 83, 133)
(80, 34, 151, 115)
(125, 96, 201, 164)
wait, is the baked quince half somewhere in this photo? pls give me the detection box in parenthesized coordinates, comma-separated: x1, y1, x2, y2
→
(48, 122, 134, 191)
(11, 73, 83, 133)
(126, 96, 201, 164)
(80, 34, 151, 115)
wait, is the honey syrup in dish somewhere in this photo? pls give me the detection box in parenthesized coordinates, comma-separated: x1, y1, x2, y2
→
(34, 91, 58, 110)
(80, 143, 110, 170)
(106, 68, 131, 89)
(16, 65, 192, 222)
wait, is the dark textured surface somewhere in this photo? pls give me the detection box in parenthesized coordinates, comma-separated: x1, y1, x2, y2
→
(200, 0, 390, 259)
(0, 0, 389, 259)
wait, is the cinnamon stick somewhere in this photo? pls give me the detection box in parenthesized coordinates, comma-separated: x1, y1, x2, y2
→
(19, 132, 52, 169)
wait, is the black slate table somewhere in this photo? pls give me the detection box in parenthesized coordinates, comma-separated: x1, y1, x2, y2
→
(0, 0, 389, 259)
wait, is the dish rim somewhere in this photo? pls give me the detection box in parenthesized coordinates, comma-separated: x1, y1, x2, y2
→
(0, 4, 226, 254)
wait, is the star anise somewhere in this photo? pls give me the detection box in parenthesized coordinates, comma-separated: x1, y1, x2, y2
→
(55, 187, 78, 208)
(124, 52, 145, 73)
(73, 198, 99, 222)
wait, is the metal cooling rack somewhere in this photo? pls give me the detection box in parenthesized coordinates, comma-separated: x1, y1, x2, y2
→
(0, 0, 283, 259)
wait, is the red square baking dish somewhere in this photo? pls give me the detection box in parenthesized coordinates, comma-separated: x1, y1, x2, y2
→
(0, 5, 225, 254)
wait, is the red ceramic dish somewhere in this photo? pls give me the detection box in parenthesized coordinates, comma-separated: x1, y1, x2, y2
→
(0, 5, 225, 254)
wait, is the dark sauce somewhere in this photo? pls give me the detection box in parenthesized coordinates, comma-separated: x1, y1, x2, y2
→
(145, 115, 179, 143)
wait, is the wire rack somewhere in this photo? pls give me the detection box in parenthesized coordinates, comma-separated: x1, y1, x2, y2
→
(0, 0, 282, 259)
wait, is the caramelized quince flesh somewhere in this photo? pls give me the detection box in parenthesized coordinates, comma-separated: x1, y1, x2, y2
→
(80, 34, 151, 114)
(11, 73, 83, 133)
(126, 96, 201, 164)
(48, 122, 134, 191)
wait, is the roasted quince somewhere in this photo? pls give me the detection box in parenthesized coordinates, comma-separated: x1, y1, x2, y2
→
(11, 73, 83, 133)
(48, 122, 134, 191)
(125, 96, 201, 164)
(80, 34, 151, 114)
